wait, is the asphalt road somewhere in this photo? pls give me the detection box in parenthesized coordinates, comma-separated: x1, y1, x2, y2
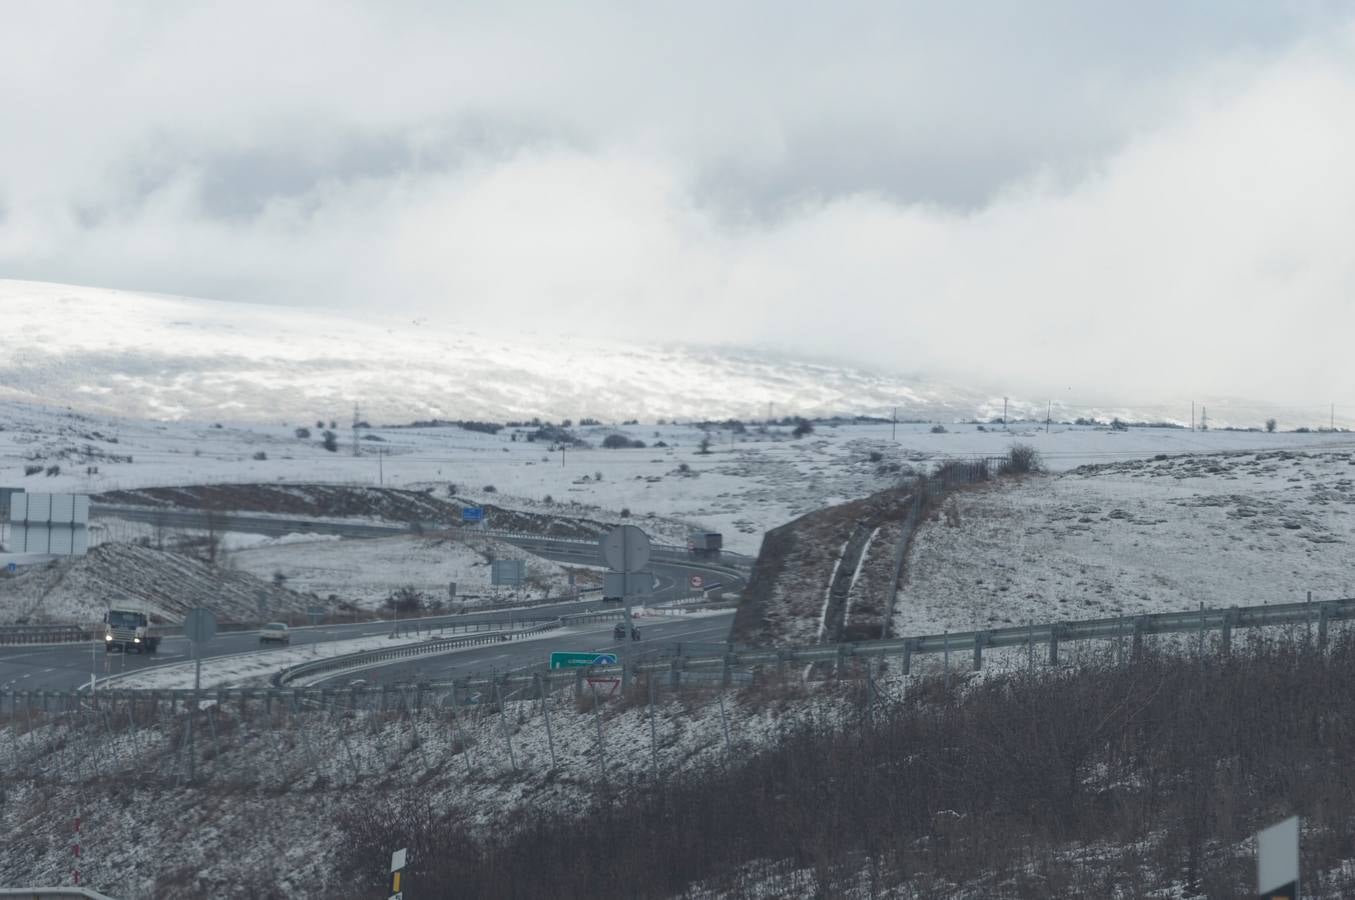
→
(306, 610, 737, 688)
(0, 508, 747, 691)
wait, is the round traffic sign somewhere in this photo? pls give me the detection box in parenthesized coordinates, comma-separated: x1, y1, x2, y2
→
(183, 607, 217, 643)
(689, 574, 704, 589)
(600, 525, 651, 573)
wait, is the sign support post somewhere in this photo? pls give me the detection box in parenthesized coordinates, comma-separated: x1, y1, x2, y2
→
(389, 847, 408, 899)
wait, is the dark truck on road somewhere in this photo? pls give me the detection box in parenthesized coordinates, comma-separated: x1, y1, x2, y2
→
(687, 531, 723, 559)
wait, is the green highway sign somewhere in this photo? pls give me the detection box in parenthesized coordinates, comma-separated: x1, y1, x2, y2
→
(549, 651, 619, 669)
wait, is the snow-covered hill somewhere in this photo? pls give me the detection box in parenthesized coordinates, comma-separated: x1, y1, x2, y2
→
(0, 279, 987, 424)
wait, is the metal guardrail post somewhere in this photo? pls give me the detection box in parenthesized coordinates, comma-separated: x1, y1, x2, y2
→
(1319, 602, 1331, 651)
(972, 631, 985, 671)
(1221, 607, 1236, 655)
(1132, 616, 1147, 660)
(1048, 624, 1060, 666)
(901, 639, 912, 676)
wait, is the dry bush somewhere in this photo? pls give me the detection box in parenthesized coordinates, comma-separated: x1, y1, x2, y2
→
(336, 635, 1355, 898)
(998, 442, 1044, 476)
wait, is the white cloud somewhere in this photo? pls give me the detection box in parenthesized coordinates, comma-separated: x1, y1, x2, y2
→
(2, 3, 1354, 403)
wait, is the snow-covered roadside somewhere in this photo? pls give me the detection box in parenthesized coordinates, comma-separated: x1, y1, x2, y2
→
(894, 449, 1355, 636)
(224, 532, 575, 608)
(99, 631, 436, 690)
(0, 676, 846, 899)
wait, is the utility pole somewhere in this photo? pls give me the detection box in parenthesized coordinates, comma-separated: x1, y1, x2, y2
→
(1332, 403, 1336, 432)
(351, 403, 361, 457)
(1046, 401, 1051, 434)
(1191, 401, 1195, 432)
(892, 406, 897, 441)
(1201, 405, 1208, 431)
(1003, 397, 1008, 429)
(378, 447, 384, 485)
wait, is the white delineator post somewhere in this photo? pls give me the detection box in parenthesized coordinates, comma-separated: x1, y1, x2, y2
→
(1257, 816, 1299, 899)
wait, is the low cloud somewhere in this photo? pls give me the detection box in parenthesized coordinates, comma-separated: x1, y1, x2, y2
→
(2, 3, 1353, 404)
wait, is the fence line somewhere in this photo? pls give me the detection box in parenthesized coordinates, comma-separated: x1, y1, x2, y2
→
(0, 598, 1348, 792)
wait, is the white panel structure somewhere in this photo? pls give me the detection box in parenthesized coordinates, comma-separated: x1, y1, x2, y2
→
(49, 525, 73, 555)
(50, 493, 74, 523)
(5, 492, 89, 557)
(13, 524, 49, 553)
(27, 493, 51, 523)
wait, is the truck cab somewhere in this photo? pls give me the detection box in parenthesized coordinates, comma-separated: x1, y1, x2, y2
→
(103, 608, 160, 654)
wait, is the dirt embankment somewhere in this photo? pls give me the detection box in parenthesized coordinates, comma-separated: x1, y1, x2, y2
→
(95, 483, 613, 539)
(0, 543, 309, 625)
(732, 486, 914, 646)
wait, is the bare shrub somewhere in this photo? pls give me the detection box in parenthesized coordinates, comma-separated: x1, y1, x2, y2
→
(998, 443, 1043, 476)
(336, 638, 1355, 898)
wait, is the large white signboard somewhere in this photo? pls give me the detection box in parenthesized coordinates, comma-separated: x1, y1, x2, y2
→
(7, 492, 90, 556)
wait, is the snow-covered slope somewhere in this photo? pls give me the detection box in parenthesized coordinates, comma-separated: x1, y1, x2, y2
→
(895, 449, 1355, 636)
(0, 279, 984, 423)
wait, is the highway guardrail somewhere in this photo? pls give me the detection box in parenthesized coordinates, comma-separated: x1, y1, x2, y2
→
(6, 594, 1344, 712)
(270, 621, 562, 687)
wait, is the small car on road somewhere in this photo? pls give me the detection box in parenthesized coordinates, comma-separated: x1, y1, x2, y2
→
(259, 622, 291, 645)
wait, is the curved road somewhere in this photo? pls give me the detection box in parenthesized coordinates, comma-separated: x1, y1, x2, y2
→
(0, 507, 748, 691)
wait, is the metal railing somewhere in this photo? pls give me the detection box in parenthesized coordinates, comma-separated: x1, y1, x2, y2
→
(270, 621, 563, 686)
(0, 624, 97, 645)
(5, 594, 1346, 713)
(0, 890, 120, 900)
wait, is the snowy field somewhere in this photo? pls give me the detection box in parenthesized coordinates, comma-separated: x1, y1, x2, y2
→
(224, 532, 576, 608)
(0, 677, 847, 899)
(894, 448, 1355, 636)
(4, 396, 1352, 556)
(0, 279, 986, 424)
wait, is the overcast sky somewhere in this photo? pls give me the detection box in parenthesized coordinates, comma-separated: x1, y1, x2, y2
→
(3, 2, 1353, 404)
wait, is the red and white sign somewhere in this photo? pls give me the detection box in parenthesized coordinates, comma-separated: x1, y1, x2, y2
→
(689, 574, 704, 589)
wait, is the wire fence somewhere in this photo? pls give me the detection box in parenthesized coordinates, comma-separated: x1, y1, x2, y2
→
(2, 591, 1351, 790)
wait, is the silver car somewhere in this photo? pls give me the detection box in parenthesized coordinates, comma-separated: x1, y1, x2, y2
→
(259, 622, 291, 645)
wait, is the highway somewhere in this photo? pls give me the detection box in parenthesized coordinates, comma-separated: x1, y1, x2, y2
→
(0, 507, 746, 691)
(305, 610, 737, 688)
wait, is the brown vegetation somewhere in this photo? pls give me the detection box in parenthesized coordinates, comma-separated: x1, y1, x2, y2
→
(337, 636, 1355, 898)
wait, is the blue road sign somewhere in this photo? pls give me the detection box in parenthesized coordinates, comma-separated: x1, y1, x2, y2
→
(5, 563, 14, 573)
(461, 506, 484, 523)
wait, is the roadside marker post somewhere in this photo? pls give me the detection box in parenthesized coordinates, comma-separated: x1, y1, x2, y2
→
(1257, 816, 1299, 899)
(389, 846, 407, 899)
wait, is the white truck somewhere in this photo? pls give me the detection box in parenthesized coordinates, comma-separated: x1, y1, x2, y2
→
(102, 607, 161, 654)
